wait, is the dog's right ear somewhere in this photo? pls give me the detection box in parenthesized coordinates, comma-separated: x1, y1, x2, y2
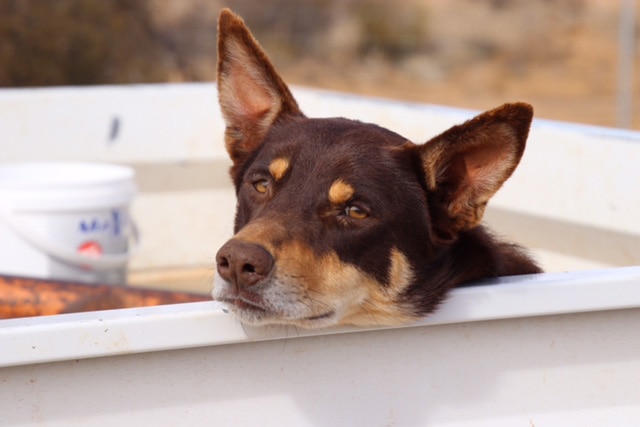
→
(217, 9, 304, 169)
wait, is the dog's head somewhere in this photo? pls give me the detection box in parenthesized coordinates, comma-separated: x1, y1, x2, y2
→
(212, 9, 535, 328)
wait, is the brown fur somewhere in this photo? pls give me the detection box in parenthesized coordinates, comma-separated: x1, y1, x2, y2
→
(212, 9, 542, 328)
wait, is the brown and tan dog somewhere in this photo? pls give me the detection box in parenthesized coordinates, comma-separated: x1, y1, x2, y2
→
(212, 9, 541, 328)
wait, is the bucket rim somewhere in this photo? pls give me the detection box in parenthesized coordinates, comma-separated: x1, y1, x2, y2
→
(0, 162, 136, 211)
(0, 162, 135, 190)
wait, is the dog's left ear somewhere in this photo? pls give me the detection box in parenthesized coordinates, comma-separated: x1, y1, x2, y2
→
(418, 103, 533, 242)
(217, 9, 304, 168)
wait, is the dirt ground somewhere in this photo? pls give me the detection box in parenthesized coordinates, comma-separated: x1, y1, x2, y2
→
(2, 0, 638, 129)
(160, 0, 640, 129)
(272, 0, 640, 130)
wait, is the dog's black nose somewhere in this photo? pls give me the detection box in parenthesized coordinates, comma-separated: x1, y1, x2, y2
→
(216, 240, 274, 288)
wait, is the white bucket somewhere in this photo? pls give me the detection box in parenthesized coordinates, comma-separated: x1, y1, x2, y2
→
(0, 162, 137, 284)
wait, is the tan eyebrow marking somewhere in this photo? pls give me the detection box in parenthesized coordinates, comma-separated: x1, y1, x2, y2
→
(269, 157, 290, 181)
(328, 179, 355, 205)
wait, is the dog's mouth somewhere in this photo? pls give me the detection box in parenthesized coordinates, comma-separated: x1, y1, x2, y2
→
(217, 294, 268, 314)
(304, 311, 335, 321)
(212, 272, 341, 327)
(215, 291, 337, 326)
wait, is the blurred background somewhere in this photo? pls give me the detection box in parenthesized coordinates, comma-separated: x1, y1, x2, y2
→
(1, 0, 638, 129)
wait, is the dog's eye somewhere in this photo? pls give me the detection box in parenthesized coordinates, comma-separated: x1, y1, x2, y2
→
(253, 179, 270, 194)
(345, 205, 368, 220)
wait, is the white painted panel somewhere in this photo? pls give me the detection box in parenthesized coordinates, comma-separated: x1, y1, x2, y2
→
(0, 84, 226, 163)
(2, 83, 639, 272)
(1, 303, 639, 426)
(129, 189, 235, 270)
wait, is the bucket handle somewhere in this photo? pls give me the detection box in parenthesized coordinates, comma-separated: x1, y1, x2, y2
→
(0, 208, 139, 271)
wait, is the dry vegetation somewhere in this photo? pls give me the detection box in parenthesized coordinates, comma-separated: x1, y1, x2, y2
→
(1, 0, 639, 129)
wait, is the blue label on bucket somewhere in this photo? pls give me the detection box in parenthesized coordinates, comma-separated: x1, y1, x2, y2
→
(78, 209, 124, 236)
(112, 209, 121, 236)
